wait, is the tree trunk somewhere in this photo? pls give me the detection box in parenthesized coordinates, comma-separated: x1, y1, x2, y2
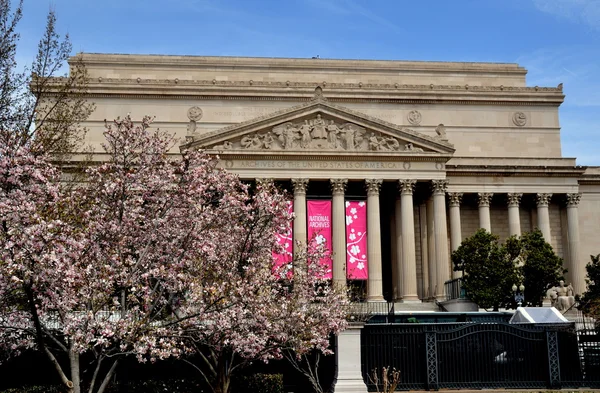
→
(69, 348, 81, 393)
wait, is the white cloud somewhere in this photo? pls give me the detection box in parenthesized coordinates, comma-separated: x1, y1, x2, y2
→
(532, 0, 600, 30)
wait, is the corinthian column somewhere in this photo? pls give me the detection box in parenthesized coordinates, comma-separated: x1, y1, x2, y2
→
(365, 179, 384, 301)
(432, 180, 449, 300)
(507, 193, 523, 237)
(448, 192, 463, 279)
(292, 179, 309, 255)
(330, 179, 348, 289)
(536, 193, 552, 242)
(478, 193, 493, 232)
(399, 179, 418, 302)
(566, 193, 584, 295)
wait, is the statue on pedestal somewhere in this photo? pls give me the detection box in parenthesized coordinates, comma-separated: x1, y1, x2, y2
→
(546, 280, 575, 312)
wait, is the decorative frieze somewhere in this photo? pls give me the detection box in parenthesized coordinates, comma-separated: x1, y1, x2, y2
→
(291, 178, 309, 195)
(536, 193, 552, 207)
(431, 180, 448, 195)
(398, 179, 417, 195)
(447, 192, 463, 207)
(209, 114, 429, 153)
(330, 179, 348, 195)
(365, 179, 383, 196)
(478, 193, 494, 207)
(507, 193, 523, 207)
(566, 193, 581, 207)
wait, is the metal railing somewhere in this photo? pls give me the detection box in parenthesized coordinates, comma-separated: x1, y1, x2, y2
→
(444, 278, 465, 301)
(361, 322, 600, 391)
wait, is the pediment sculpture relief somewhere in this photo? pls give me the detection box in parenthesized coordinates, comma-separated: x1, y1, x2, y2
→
(211, 115, 427, 153)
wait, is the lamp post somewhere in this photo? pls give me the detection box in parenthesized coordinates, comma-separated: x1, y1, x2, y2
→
(512, 283, 525, 307)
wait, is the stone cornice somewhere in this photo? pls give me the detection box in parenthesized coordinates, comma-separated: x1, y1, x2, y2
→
(79, 78, 564, 106)
(73, 53, 528, 75)
(446, 164, 586, 178)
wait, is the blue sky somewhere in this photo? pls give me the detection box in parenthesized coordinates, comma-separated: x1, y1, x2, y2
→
(13, 0, 600, 164)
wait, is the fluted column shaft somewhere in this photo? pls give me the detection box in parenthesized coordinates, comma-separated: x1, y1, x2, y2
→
(366, 179, 384, 301)
(331, 179, 348, 289)
(399, 180, 418, 301)
(292, 179, 309, 256)
(478, 193, 493, 232)
(448, 192, 463, 279)
(566, 193, 584, 295)
(394, 198, 402, 300)
(426, 199, 436, 299)
(507, 193, 523, 237)
(536, 193, 552, 242)
(432, 180, 450, 300)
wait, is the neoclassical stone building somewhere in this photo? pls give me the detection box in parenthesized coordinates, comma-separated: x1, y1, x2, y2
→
(75, 53, 600, 302)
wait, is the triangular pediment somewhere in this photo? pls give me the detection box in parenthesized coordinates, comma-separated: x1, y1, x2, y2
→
(181, 97, 455, 156)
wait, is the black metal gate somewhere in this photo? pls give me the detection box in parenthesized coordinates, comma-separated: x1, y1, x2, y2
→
(361, 322, 600, 391)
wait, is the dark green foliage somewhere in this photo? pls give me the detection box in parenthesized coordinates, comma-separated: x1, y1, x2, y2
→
(579, 254, 600, 315)
(452, 229, 519, 311)
(235, 374, 284, 393)
(518, 229, 565, 306)
(452, 228, 565, 310)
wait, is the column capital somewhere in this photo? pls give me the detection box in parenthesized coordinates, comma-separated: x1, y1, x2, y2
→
(365, 179, 382, 196)
(536, 193, 553, 207)
(431, 180, 448, 195)
(291, 178, 309, 195)
(507, 193, 523, 207)
(566, 193, 582, 207)
(447, 192, 463, 207)
(478, 192, 494, 207)
(398, 179, 416, 195)
(255, 178, 274, 186)
(330, 178, 348, 196)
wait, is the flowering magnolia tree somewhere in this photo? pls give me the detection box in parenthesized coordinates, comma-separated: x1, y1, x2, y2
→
(0, 116, 348, 393)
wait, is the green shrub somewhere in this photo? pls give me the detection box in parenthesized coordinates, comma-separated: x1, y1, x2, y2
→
(236, 373, 284, 393)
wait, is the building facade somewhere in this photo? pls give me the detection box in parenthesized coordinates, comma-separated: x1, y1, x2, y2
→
(75, 53, 600, 301)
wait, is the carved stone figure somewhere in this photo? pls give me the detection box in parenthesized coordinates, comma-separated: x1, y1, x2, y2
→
(383, 137, 400, 150)
(404, 143, 424, 152)
(311, 114, 327, 139)
(369, 133, 384, 151)
(435, 123, 448, 140)
(241, 134, 262, 149)
(262, 132, 275, 149)
(326, 120, 340, 147)
(546, 280, 575, 312)
(299, 120, 312, 148)
(213, 141, 233, 150)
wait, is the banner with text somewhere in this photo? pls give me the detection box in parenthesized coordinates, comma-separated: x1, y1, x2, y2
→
(307, 200, 333, 279)
(272, 201, 293, 278)
(346, 201, 368, 280)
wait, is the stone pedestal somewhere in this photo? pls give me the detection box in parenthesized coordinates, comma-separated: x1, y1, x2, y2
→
(334, 324, 368, 393)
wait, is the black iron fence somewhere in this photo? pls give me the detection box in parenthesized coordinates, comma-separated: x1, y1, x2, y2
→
(361, 322, 600, 391)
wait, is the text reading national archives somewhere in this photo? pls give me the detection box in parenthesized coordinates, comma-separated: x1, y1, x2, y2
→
(75, 53, 600, 301)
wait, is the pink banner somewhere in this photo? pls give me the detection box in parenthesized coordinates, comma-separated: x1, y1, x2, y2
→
(272, 201, 293, 278)
(346, 201, 368, 280)
(307, 200, 333, 279)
